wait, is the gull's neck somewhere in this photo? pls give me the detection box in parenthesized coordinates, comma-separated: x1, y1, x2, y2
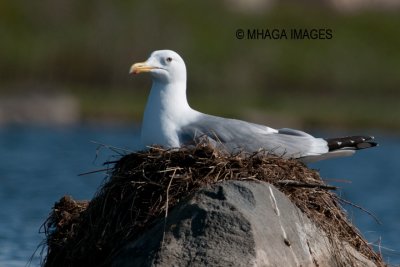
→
(141, 80, 197, 148)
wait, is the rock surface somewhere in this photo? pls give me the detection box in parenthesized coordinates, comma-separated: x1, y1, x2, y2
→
(111, 181, 376, 267)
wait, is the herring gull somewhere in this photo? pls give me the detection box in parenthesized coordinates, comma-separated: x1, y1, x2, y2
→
(129, 50, 377, 163)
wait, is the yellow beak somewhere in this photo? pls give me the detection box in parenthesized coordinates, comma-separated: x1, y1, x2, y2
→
(129, 61, 156, 74)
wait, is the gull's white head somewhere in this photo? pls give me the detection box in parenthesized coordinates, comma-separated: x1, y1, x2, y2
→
(129, 50, 186, 84)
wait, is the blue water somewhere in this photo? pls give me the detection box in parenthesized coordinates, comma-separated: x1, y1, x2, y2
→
(0, 126, 399, 266)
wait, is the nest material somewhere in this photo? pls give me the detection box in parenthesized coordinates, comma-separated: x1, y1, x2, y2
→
(42, 143, 385, 267)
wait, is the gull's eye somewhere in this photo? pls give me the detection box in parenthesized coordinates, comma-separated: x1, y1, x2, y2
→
(166, 57, 173, 63)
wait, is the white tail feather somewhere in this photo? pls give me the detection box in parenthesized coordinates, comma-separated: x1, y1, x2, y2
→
(301, 150, 356, 163)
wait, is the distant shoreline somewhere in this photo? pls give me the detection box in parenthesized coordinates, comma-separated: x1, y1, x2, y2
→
(0, 92, 398, 134)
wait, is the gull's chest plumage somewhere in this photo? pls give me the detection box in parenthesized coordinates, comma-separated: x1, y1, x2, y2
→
(140, 102, 180, 147)
(140, 82, 197, 148)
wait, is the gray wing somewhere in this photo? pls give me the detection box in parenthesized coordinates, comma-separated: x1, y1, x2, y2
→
(177, 113, 328, 159)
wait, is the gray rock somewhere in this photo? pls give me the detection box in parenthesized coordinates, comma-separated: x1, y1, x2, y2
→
(112, 181, 376, 267)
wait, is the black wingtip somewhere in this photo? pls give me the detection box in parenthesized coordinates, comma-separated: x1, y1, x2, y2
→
(325, 135, 378, 151)
(356, 141, 378, 149)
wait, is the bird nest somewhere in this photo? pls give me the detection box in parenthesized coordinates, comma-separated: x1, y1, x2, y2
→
(41, 143, 385, 267)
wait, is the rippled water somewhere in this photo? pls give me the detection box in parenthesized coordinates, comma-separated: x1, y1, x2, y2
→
(0, 126, 398, 266)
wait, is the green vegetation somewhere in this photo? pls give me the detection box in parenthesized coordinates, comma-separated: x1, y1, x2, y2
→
(1, 1, 399, 129)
